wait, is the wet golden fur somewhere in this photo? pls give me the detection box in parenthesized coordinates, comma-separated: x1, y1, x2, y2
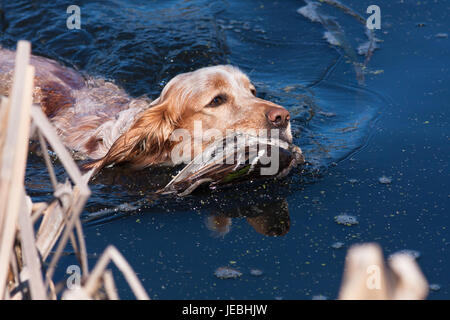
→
(0, 48, 292, 173)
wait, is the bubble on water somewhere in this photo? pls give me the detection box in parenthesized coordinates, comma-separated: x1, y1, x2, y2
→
(429, 284, 441, 291)
(435, 33, 448, 38)
(250, 269, 264, 277)
(389, 249, 421, 260)
(334, 215, 359, 226)
(348, 178, 358, 184)
(331, 242, 345, 249)
(85, 202, 140, 221)
(117, 203, 139, 211)
(214, 267, 242, 279)
(312, 294, 327, 300)
(378, 176, 392, 184)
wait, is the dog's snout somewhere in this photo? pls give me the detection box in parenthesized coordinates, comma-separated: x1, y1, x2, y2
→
(266, 106, 290, 127)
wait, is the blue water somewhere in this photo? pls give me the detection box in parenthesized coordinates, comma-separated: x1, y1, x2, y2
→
(1, 0, 449, 299)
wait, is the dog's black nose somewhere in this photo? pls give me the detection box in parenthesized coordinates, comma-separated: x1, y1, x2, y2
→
(266, 106, 290, 128)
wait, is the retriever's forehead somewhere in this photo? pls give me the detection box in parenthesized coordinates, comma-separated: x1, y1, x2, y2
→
(160, 65, 251, 101)
(191, 65, 250, 86)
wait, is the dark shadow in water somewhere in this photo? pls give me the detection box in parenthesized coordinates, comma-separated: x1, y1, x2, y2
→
(207, 199, 290, 237)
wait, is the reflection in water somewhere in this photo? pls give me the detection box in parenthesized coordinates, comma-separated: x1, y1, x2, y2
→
(207, 199, 290, 237)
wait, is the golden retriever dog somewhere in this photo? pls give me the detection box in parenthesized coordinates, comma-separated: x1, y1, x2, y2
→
(0, 48, 293, 174)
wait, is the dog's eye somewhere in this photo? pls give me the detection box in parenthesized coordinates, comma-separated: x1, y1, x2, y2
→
(250, 88, 257, 96)
(207, 94, 226, 107)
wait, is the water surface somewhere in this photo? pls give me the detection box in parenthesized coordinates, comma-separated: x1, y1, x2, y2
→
(1, 0, 448, 299)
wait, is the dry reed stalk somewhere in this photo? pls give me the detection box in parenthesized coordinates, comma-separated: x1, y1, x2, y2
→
(338, 243, 428, 300)
(17, 192, 46, 299)
(80, 245, 149, 300)
(102, 270, 119, 300)
(26, 106, 89, 290)
(0, 97, 10, 173)
(0, 40, 149, 300)
(0, 41, 34, 298)
(31, 202, 48, 224)
(43, 184, 89, 289)
(35, 200, 65, 260)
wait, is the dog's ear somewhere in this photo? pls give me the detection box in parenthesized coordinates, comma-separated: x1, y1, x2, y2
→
(82, 98, 179, 174)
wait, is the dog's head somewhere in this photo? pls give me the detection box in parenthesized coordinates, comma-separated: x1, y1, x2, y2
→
(84, 65, 292, 172)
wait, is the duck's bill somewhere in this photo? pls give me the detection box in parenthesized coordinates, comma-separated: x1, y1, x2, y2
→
(159, 132, 304, 196)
